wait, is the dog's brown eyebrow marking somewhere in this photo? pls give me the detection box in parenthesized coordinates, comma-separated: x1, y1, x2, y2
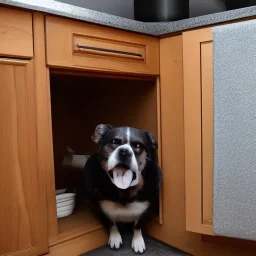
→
(130, 138, 144, 144)
(109, 136, 125, 144)
(112, 137, 122, 140)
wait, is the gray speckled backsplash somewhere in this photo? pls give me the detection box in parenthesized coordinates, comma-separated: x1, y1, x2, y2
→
(1, 0, 256, 35)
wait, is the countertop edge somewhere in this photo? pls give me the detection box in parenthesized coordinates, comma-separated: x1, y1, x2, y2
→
(1, 0, 256, 36)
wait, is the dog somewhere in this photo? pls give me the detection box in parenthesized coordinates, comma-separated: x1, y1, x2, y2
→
(84, 124, 162, 254)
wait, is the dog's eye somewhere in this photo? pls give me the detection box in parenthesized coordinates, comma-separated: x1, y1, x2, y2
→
(110, 139, 121, 145)
(132, 142, 143, 149)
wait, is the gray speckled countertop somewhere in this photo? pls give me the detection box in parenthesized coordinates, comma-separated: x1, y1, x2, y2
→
(1, 0, 256, 36)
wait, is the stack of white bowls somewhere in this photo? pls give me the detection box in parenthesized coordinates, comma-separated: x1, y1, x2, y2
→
(56, 189, 76, 218)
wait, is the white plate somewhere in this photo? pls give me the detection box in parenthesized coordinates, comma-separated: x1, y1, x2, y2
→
(57, 209, 74, 219)
(56, 197, 75, 203)
(57, 199, 75, 208)
(56, 193, 76, 202)
(57, 203, 75, 213)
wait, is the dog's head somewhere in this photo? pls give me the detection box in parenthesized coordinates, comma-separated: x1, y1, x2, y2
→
(92, 124, 158, 190)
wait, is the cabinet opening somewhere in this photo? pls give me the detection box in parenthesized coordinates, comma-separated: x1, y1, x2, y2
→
(49, 71, 161, 241)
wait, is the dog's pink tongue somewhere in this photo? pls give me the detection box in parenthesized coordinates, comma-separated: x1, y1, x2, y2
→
(113, 169, 133, 189)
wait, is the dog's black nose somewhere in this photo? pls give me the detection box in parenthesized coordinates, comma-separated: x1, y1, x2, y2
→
(119, 148, 131, 158)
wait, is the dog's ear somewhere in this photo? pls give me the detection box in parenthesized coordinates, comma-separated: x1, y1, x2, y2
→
(144, 131, 158, 162)
(144, 131, 158, 150)
(92, 124, 113, 144)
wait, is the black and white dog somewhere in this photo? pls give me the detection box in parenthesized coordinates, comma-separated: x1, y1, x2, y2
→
(84, 124, 162, 254)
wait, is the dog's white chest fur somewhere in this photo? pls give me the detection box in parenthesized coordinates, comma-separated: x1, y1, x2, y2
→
(99, 200, 150, 223)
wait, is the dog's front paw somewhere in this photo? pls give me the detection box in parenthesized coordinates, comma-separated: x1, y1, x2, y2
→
(108, 225, 123, 250)
(132, 229, 146, 254)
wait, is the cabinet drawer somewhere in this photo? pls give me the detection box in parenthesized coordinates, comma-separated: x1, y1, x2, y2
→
(46, 16, 159, 75)
(0, 7, 33, 58)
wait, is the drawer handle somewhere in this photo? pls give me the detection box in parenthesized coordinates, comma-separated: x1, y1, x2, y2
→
(76, 44, 143, 57)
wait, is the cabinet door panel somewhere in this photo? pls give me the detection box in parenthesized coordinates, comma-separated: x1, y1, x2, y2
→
(0, 59, 47, 256)
(183, 28, 213, 235)
(201, 42, 213, 227)
(0, 7, 33, 58)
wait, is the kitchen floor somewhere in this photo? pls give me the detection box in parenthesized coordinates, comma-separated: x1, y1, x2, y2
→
(82, 234, 188, 256)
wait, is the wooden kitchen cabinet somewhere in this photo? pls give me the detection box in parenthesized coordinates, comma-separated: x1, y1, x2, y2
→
(0, 9, 48, 256)
(183, 27, 213, 235)
(0, 10, 160, 256)
(147, 29, 256, 256)
(38, 14, 161, 256)
(0, 8, 161, 255)
(0, 58, 48, 256)
(2, 4, 256, 256)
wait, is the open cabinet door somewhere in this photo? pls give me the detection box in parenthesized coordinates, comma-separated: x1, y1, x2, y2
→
(146, 33, 256, 256)
(146, 34, 197, 253)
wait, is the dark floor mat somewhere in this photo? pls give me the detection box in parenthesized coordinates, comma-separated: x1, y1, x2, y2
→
(81, 235, 188, 256)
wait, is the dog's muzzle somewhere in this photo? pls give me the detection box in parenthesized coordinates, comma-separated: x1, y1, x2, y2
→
(107, 145, 139, 189)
